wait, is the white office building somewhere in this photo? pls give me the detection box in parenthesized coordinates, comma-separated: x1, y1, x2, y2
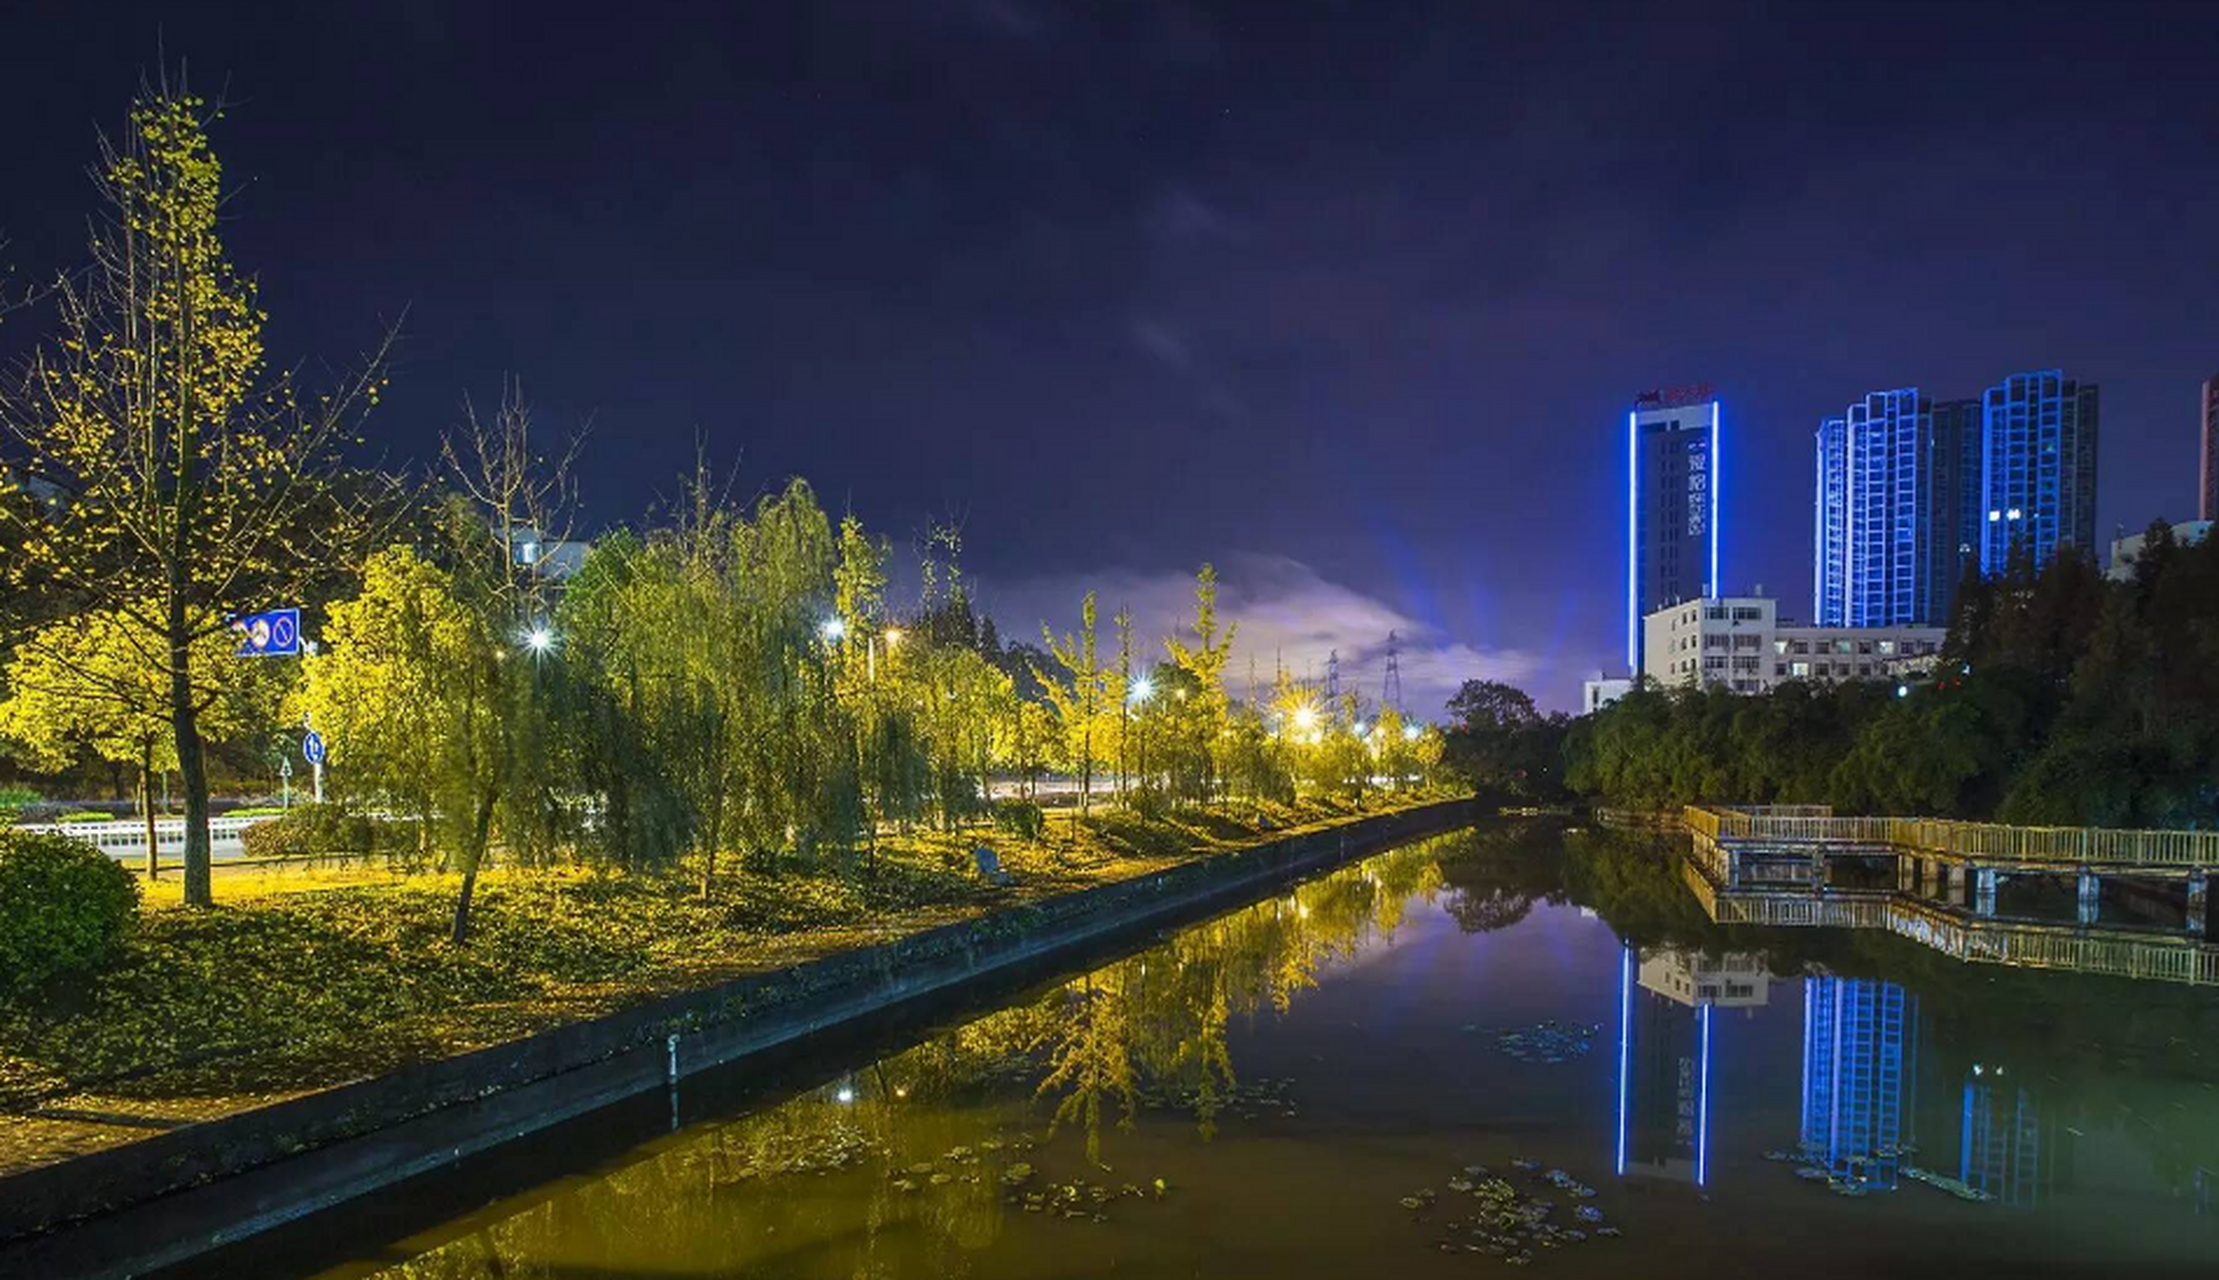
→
(2107, 519, 2210, 581)
(1581, 674, 1634, 714)
(1643, 594, 1945, 695)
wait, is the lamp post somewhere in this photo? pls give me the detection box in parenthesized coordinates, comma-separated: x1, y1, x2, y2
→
(1128, 674, 1155, 796)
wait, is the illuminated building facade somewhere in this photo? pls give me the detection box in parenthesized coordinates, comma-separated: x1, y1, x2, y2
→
(1979, 370, 2099, 574)
(1626, 386, 1720, 670)
(1812, 389, 1980, 628)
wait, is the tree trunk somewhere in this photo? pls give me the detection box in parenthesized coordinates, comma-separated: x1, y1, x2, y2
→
(168, 599, 214, 906)
(140, 751, 159, 880)
(451, 790, 499, 946)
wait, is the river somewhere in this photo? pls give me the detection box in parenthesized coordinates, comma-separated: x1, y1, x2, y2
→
(222, 822, 2219, 1278)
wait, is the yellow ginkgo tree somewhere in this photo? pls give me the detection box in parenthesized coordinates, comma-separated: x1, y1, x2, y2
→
(0, 81, 395, 906)
(0, 608, 279, 875)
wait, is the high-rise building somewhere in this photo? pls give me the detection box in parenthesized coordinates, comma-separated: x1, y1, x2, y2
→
(1812, 390, 1981, 628)
(1929, 398, 1983, 618)
(1626, 386, 1720, 669)
(2201, 375, 2219, 523)
(1979, 371, 2099, 574)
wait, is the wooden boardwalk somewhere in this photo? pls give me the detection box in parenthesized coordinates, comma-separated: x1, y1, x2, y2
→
(1685, 804, 2219, 874)
(1677, 812, 2219, 987)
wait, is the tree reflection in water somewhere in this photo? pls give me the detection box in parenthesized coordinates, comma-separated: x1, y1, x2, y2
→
(338, 822, 2219, 1279)
(356, 832, 1459, 1278)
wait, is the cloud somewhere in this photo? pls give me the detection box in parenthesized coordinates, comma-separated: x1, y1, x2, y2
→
(979, 553, 1538, 722)
(1128, 318, 1193, 371)
(1144, 189, 1240, 246)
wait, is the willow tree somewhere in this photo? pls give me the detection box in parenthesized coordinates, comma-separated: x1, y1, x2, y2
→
(0, 83, 394, 905)
(300, 546, 511, 942)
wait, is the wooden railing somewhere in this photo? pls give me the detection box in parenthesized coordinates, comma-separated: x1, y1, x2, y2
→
(1682, 804, 2219, 870)
(1683, 864, 2219, 987)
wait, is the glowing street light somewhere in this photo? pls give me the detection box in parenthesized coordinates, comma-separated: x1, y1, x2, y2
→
(1403, 722, 1423, 741)
(1128, 675, 1155, 705)
(882, 627, 904, 649)
(820, 617, 847, 643)
(524, 626, 554, 654)
(1291, 706, 1318, 732)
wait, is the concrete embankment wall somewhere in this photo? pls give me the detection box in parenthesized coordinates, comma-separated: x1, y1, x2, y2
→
(0, 797, 1478, 1278)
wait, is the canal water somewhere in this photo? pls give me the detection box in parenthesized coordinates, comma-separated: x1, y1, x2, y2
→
(282, 823, 2219, 1279)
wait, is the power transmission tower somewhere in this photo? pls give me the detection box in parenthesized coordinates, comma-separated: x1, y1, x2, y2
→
(1326, 649, 1340, 702)
(1382, 630, 1404, 715)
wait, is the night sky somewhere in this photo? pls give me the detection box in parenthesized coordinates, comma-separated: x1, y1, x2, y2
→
(4, 2, 2214, 713)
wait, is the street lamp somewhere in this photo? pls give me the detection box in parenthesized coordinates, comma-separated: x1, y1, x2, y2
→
(523, 626, 554, 654)
(1128, 675, 1155, 705)
(820, 617, 847, 643)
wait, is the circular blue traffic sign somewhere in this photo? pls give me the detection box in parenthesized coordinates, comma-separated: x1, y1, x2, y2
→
(303, 729, 327, 766)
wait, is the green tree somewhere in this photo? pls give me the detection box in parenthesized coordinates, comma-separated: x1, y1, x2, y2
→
(0, 85, 394, 906)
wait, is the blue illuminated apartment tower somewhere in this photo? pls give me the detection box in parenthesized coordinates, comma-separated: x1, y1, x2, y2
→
(1979, 371, 2099, 574)
(1812, 390, 1980, 628)
(1626, 388, 1720, 669)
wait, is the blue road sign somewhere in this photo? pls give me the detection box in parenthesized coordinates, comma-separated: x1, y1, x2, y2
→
(302, 729, 327, 766)
(234, 608, 302, 657)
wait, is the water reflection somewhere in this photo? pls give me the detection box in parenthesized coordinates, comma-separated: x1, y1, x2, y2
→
(1799, 976, 1914, 1194)
(308, 823, 2219, 1279)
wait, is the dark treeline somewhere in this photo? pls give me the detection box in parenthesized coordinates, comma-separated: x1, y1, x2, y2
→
(1565, 523, 2219, 827)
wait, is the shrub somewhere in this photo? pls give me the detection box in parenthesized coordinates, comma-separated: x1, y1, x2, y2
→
(0, 786, 42, 825)
(49, 811, 119, 825)
(239, 803, 422, 864)
(992, 799, 1046, 841)
(0, 831, 140, 997)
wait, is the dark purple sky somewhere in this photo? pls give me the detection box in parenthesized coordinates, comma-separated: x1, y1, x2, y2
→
(4, 2, 2213, 713)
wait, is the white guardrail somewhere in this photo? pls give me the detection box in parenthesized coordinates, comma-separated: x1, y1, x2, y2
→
(15, 815, 262, 860)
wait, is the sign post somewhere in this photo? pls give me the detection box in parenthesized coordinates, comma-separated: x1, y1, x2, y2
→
(302, 718, 327, 805)
(279, 757, 293, 811)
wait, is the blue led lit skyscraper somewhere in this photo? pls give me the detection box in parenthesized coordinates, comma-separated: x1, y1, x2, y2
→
(1626, 389, 1720, 669)
(1812, 390, 1980, 628)
(1978, 370, 2099, 574)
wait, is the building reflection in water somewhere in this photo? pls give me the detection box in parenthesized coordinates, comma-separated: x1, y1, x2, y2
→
(1801, 977, 1917, 1192)
(1614, 945, 1771, 1187)
(1959, 1065, 2057, 1206)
